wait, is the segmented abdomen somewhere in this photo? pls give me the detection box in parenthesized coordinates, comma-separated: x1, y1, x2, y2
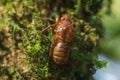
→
(53, 42, 70, 65)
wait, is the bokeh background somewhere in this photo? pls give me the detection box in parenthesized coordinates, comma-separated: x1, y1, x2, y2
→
(94, 0, 120, 80)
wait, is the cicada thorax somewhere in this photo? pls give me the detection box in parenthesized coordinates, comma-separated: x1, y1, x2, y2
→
(53, 42, 70, 65)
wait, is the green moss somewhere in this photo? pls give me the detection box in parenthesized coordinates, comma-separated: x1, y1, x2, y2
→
(0, 0, 108, 80)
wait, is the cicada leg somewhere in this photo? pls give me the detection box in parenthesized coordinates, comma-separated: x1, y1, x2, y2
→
(49, 43, 54, 60)
(40, 24, 55, 34)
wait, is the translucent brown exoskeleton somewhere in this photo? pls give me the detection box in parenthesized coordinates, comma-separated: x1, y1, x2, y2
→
(40, 14, 74, 65)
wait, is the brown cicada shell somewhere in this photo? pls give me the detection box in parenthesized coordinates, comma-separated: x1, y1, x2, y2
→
(41, 14, 74, 65)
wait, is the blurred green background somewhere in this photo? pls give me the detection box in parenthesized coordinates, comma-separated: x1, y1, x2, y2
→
(100, 0, 120, 61)
(95, 0, 120, 80)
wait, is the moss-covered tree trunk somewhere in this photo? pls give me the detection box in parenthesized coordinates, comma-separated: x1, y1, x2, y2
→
(0, 0, 108, 80)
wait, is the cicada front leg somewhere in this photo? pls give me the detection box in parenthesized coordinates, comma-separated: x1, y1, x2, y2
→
(40, 24, 55, 34)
